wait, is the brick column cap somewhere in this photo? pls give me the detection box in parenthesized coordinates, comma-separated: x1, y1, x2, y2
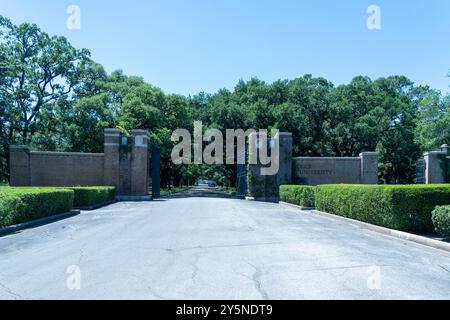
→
(104, 128, 121, 136)
(9, 145, 31, 151)
(424, 151, 446, 157)
(276, 132, 293, 137)
(131, 129, 150, 137)
(360, 151, 378, 157)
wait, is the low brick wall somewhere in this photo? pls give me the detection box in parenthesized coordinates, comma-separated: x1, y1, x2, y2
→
(10, 146, 104, 187)
(30, 152, 104, 187)
(9, 129, 152, 198)
(292, 152, 378, 186)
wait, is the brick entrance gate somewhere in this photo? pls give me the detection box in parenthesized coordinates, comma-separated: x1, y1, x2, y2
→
(10, 128, 159, 200)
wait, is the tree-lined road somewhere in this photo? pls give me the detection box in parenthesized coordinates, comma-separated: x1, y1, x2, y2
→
(0, 195, 450, 300)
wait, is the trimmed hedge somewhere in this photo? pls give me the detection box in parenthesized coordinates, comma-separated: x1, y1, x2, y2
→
(69, 187, 116, 208)
(432, 206, 450, 238)
(315, 184, 450, 232)
(0, 188, 74, 228)
(280, 185, 316, 208)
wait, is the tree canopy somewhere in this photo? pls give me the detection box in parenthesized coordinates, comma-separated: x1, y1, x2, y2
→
(1, 15, 449, 186)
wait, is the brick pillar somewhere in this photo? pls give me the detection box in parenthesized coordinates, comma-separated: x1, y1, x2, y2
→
(131, 129, 150, 196)
(247, 132, 279, 203)
(103, 128, 120, 188)
(9, 145, 31, 186)
(247, 132, 265, 200)
(276, 132, 293, 186)
(360, 152, 378, 184)
(424, 151, 446, 184)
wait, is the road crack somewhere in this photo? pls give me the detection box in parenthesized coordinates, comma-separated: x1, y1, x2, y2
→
(248, 263, 269, 300)
(191, 254, 200, 282)
(440, 265, 450, 273)
(0, 280, 25, 300)
(77, 243, 87, 266)
(131, 275, 167, 300)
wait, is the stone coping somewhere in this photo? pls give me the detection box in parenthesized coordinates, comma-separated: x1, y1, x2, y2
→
(293, 156, 360, 160)
(9, 145, 31, 150)
(424, 151, 447, 156)
(30, 151, 104, 157)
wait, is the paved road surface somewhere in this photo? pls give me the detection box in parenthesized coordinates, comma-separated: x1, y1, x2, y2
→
(163, 185, 233, 199)
(1, 188, 450, 299)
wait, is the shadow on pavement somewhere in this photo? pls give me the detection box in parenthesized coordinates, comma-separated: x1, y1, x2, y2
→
(0, 210, 81, 238)
(161, 186, 234, 199)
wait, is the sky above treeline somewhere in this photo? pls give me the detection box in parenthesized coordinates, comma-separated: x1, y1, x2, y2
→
(1, 0, 450, 95)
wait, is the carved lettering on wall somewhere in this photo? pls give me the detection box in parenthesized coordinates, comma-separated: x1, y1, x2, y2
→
(298, 164, 333, 176)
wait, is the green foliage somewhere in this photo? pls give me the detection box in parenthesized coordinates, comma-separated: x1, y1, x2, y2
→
(415, 90, 450, 153)
(0, 188, 74, 227)
(69, 187, 116, 208)
(432, 206, 450, 238)
(0, 15, 93, 173)
(246, 165, 263, 198)
(280, 185, 316, 208)
(315, 184, 450, 232)
(1, 14, 450, 189)
(436, 151, 450, 183)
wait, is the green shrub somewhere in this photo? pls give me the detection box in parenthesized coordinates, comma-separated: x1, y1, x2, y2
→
(315, 184, 450, 232)
(0, 188, 74, 228)
(69, 187, 116, 207)
(280, 185, 316, 208)
(432, 206, 450, 238)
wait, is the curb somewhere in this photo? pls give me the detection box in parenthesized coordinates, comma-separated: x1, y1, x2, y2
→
(75, 200, 117, 211)
(281, 202, 315, 211)
(115, 195, 152, 202)
(280, 201, 450, 254)
(245, 196, 280, 203)
(0, 210, 81, 238)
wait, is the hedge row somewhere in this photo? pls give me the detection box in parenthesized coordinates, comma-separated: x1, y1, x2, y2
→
(279, 185, 316, 208)
(432, 206, 450, 238)
(315, 184, 450, 232)
(70, 187, 116, 208)
(0, 188, 74, 228)
(0, 186, 116, 228)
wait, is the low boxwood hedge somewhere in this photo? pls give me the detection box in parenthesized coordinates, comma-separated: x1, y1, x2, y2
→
(315, 184, 450, 232)
(280, 185, 316, 208)
(0, 188, 74, 228)
(432, 206, 450, 238)
(69, 187, 116, 208)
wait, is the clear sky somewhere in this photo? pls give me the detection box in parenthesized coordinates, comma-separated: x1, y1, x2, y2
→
(1, 0, 449, 95)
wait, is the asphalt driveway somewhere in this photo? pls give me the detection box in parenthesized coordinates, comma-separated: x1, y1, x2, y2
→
(1, 193, 450, 299)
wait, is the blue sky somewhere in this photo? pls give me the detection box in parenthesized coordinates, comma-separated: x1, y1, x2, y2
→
(1, 0, 449, 95)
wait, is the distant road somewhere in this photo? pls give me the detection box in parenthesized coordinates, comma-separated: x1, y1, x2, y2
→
(163, 186, 233, 199)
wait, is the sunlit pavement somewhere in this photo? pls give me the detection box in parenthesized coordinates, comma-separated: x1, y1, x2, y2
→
(1, 194, 450, 300)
